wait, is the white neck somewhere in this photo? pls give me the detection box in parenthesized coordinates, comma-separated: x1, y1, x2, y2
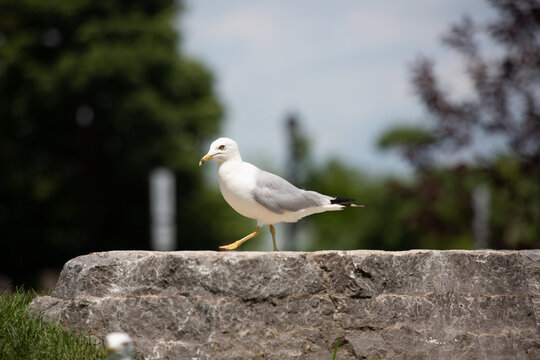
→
(217, 154, 242, 167)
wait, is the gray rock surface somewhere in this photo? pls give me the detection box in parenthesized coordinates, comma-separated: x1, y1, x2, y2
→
(29, 250, 540, 359)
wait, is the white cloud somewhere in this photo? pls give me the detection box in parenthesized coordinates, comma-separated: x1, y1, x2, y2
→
(201, 4, 277, 45)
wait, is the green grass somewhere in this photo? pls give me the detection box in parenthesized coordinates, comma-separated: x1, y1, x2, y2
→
(0, 288, 105, 360)
(333, 338, 339, 359)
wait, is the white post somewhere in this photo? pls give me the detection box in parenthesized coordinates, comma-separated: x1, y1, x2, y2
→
(150, 168, 177, 251)
(472, 184, 490, 249)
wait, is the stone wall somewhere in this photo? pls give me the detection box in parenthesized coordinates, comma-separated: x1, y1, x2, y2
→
(29, 250, 540, 359)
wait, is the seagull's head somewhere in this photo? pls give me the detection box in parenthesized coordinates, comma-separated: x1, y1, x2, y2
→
(199, 137, 241, 166)
(104, 332, 134, 360)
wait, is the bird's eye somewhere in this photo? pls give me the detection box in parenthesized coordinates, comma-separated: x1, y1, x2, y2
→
(218, 145, 225, 150)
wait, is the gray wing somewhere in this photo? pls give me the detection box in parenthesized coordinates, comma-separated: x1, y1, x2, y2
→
(251, 170, 329, 214)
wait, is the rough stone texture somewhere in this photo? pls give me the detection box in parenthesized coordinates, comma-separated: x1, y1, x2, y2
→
(29, 250, 540, 360)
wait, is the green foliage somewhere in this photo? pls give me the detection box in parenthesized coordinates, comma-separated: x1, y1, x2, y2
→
(487, 156, 540, 248)
(0, 0, 225, 286)
(377, 125, 435, 169)
(377, 125, 434, 149)
(304, 160, 426, 250)
(0, 289, 105, 360)
(304, 154, 539, 251)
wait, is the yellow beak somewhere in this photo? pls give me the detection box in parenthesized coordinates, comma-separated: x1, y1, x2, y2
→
(199, 154, 214, 166)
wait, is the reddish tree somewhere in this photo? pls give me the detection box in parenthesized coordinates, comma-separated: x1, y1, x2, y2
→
(412, 0, 540, 168)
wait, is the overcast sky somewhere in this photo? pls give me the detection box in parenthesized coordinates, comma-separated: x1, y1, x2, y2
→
(180, 0, 494, 175)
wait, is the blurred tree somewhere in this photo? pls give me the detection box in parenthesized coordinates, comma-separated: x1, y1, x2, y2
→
(411, 0, 539, 165)
(377, 125, 435, 169)
(378, 0, 540, 249)
(303, 160, 419, 251)
(305, 0, 539, 251)
(303, 159, 473, 251)
(0, 0, 231, 287)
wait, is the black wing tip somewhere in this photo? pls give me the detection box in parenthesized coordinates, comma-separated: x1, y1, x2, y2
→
(331, 196, 365, 207)
(331, 196, 355, 204)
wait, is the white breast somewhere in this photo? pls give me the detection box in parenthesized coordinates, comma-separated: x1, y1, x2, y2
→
(217, 161, 281, 224)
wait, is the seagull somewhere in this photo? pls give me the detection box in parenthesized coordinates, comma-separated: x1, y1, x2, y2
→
(199, 137, 364, 251)
(104, 332, 134, 360)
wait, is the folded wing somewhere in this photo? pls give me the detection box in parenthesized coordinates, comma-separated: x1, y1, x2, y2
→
(251, 170, 330, 214)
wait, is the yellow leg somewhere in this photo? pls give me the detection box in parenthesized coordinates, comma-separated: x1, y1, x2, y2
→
(220, 227, 261, 250)
(269, 224, 279, 251)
